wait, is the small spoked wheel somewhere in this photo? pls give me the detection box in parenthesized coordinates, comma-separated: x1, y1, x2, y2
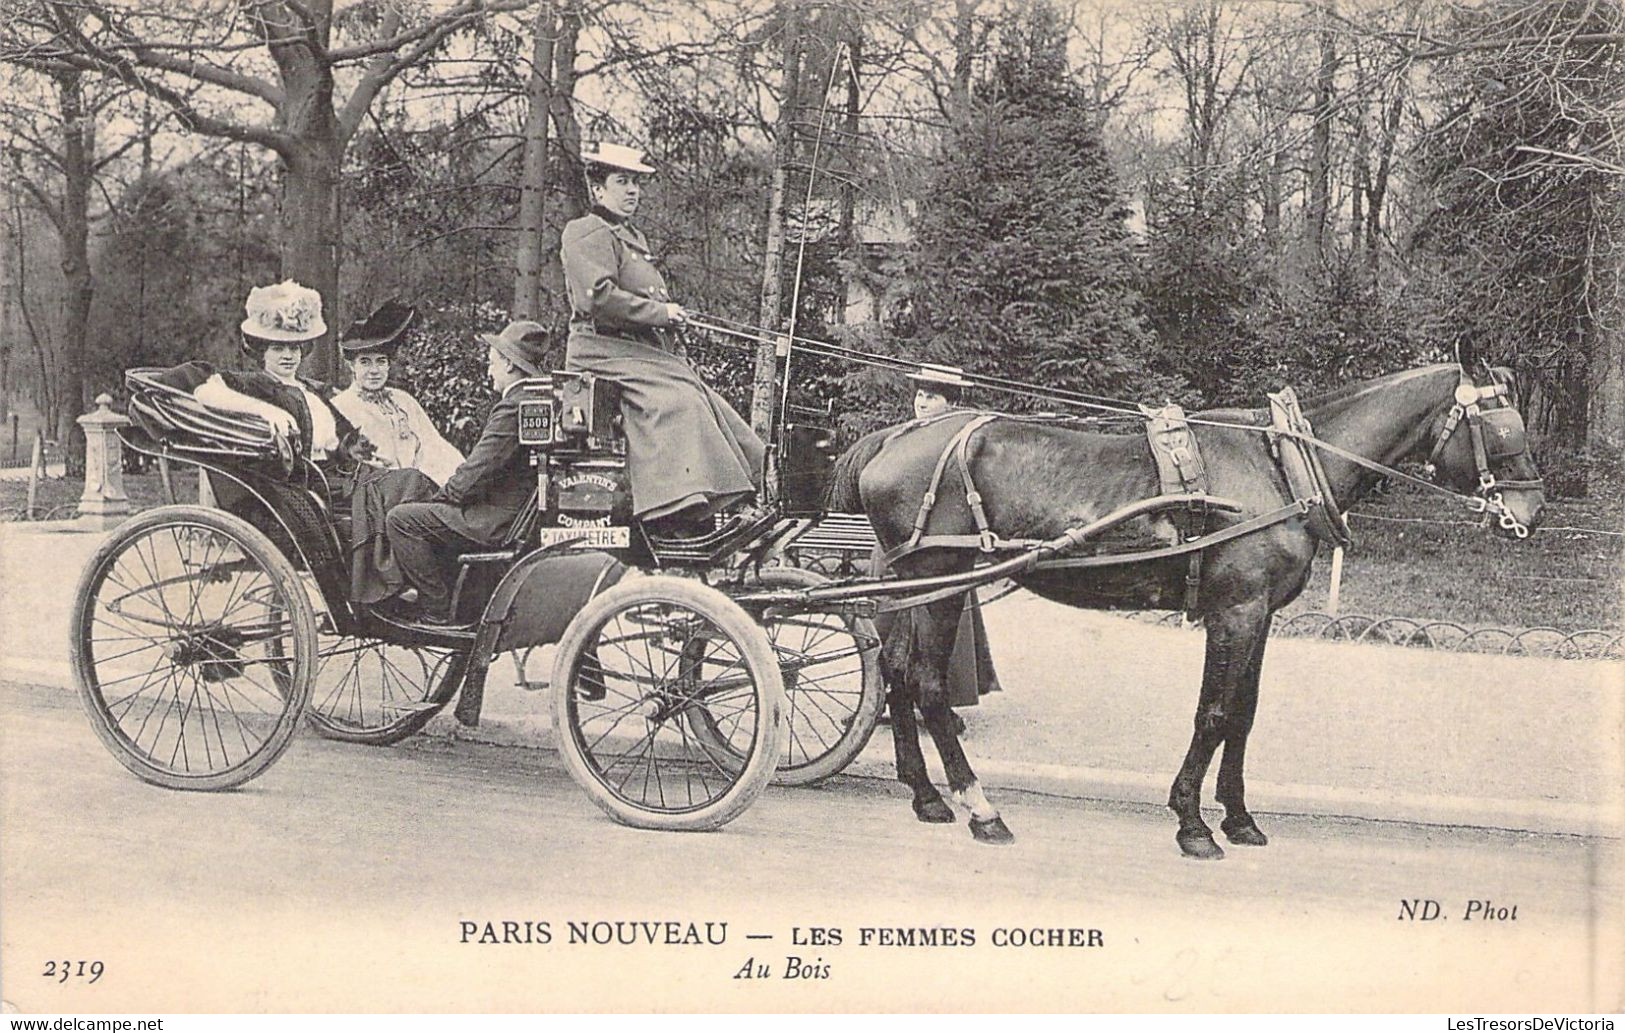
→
(304, 634, 470, 746)
(551, 576, 784, 831)
(69, 505, 317, 790)
(706, 567, 883, 785)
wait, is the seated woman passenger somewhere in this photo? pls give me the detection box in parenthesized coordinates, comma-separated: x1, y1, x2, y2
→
(560, 141, 765, 534)
(329, 301, 465, 486)
(157, 279, 353, 463)
(156, 280, 438, 604)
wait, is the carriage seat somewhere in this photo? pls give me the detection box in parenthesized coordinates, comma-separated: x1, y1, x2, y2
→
(124, 367, 288, 465)
(550, 371, 622, 444)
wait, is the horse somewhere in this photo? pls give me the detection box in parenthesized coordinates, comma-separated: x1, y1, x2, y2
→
(828, 363, 1545, 859)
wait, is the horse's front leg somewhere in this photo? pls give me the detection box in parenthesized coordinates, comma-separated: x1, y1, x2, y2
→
(1215, 621, 1271, 847)
(1168, 599, 1270, 860)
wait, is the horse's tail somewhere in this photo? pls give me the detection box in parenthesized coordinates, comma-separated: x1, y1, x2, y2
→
(826, 427, 892, 512)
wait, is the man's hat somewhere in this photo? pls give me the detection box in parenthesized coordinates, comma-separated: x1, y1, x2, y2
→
(581, 141, 656, 174)
(907, 363, 972, 390)
(240, 280, 326, 343)
(478, 320, 549, 377)
(340, 300, 417, 356)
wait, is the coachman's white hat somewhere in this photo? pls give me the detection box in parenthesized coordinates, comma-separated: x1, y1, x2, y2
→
(241, 280, 327, 342)
(581, 141, 656, 174)
(907, 363, 972, 389)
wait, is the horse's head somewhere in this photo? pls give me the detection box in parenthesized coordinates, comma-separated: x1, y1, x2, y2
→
(1422, 366, 1544, 539)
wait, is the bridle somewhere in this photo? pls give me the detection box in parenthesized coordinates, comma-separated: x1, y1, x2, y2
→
(1421, 370, 1543, 539)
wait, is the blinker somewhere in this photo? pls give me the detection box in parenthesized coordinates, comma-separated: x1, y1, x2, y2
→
(1479, 407, 1527, 460)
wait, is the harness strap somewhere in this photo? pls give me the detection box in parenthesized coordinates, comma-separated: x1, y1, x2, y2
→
(1141, 403, 1211, 617)
(871, 500, 1307, 614)
(1268, 386, 1353, 549)
(1034, 500, 1309, 571)
(1424, 404, 1465, 472)
(882, 413, 1002, 566)
(953, 418, 997, 551)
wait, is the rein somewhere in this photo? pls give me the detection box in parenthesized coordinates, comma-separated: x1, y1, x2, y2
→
(687, 315, 1541, 538)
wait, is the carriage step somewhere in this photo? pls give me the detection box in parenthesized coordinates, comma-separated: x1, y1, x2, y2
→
(382, 700, 442, 713)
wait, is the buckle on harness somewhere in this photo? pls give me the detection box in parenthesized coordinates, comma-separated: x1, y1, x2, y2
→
(978, 528, 996, 552)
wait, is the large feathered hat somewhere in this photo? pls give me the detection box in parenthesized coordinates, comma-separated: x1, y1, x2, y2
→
(339, 301, 417, 357)
(240, 280, 326, 343)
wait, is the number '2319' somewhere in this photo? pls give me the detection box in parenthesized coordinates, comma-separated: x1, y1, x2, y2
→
(43, 960, 103, 983)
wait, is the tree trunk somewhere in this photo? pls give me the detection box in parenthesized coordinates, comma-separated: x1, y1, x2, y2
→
(948, 0, 980, 119)
(1585, 190, 1622, 453)
(1262, 144, 1285, 248)
(1363, 80, 1405, 279)
(750, 0, 803, 439)
(512, 1, 559, 321)
(1305, 0, 1337, 262)
(55, 69, 92, 453)
(1593, 323, 1624, 451)
(280, 139, 343, 381)
(538, 0, 584, 354)
(837, 30, 861, 323)
(271, 16, 344, 383)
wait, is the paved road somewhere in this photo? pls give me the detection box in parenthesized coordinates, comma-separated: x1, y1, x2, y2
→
(6, 521, 1622, 837)
(3, 681, 1619, 1014)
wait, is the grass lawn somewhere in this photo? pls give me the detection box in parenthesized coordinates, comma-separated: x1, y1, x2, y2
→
(1280, 482, 1622, 632)
(0, 467, 198, 520)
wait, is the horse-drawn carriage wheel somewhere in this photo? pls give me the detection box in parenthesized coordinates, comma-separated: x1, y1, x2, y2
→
(550, 576, 785, 831)
(691, 567, 883, 786)
(303, 634, 471, 746)
(69, 505, 317, 790)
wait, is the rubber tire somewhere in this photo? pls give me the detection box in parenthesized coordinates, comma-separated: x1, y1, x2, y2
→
(738, 566, 884, 785)
(303, 639, 470, 746)
(551, 575, 785, 831)
(70, 504, 317, 790)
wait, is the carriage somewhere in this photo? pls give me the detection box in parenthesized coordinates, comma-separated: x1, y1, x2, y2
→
(73, 366, 888, 831)
(72, 348, 1545, 851)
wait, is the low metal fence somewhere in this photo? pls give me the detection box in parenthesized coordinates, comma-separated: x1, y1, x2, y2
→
(1122, 609, 1621, 661)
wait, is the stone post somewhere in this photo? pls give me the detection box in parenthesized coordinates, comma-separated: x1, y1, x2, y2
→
(77, 393, 132, 528)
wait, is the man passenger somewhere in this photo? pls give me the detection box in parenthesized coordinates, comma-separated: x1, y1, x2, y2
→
(384, 321, 546, 625)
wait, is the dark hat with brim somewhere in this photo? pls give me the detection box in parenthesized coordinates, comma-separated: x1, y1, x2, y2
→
(478, 320, 550, 377)
(340, 300, 418, 356)
(907, 363, 973, 390)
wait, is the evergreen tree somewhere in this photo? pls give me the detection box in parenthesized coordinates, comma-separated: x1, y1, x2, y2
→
(1140, 171, 1275, 407)
(1409, 0, 1624, 490)
(905, 2, 1177, 408)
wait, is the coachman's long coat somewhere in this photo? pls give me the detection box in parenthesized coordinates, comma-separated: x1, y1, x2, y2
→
(559, 208, 763, 520)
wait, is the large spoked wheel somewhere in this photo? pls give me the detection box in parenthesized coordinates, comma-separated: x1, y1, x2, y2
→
(551, 576, 784, 831)
(69, 505, 317, 790)
(700, 567, 883, 785)
(304, 633, 470, 746)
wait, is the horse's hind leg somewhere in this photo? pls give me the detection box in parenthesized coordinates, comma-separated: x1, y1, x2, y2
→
(1215, 624, 1271, 847)
(919, 701, 1013, 844)
(878, 628, 948, 823)
(890, 689, 954, 823)
(1168, 601, 1269, 860)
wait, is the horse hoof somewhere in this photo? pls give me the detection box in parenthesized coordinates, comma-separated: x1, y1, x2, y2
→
(1176, 828, 1225, 860)
(913, 798, 956, 824)
(970, 816, 1015, 844)
(1221, 816, 1269, 847)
